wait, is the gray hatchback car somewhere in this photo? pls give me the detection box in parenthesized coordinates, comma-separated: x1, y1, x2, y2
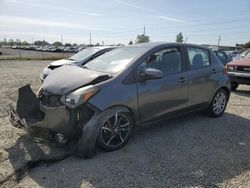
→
(10, 42, 231, 158)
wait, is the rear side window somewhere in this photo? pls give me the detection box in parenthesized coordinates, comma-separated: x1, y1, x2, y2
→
(216, 52, 226, 65)
(187, 47, 210, 70)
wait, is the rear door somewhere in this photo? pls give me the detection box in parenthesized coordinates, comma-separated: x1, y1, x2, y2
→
(185, 46, 215, 105)
(136, 46, 188, 123)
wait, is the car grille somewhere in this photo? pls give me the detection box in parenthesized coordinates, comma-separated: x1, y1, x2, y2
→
(237, 66, 250, 72)
(38, 89, 62, 107)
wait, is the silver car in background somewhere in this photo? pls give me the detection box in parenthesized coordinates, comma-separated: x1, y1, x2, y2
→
(40, 46, 116, 82)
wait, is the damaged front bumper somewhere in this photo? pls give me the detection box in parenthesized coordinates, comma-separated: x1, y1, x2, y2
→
(9, 85, 97, 145)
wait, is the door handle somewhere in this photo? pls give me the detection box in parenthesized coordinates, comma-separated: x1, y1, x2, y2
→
(178, 77, 186, 83)
(211, 69, 217, 74)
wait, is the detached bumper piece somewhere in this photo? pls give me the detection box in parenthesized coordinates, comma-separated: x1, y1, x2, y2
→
(9, 85, 75, 143)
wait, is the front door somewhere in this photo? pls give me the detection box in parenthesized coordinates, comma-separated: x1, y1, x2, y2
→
(136, 46, 188, 123)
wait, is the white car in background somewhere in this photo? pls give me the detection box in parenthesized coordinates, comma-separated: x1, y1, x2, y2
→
(41, 46, 117, 82)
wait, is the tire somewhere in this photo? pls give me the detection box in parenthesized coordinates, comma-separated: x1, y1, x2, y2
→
(97, 109, 134, 151)
(231, 82, 238, 91)
(207, 88, 228, 117)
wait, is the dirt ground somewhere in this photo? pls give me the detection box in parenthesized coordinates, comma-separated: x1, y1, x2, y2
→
(0, 60, 250, 188)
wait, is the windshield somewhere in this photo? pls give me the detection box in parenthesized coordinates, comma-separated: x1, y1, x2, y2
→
(244, 51, 250, 59)
(240, 50, 250, 58)
(84, 47, 147, 74)
(69, 48, 99, 61)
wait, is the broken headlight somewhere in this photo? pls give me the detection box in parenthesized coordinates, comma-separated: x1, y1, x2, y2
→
(60, 85, 99, 108)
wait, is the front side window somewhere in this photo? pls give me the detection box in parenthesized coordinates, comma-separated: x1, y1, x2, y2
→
(140, 47, 182, 75)
(187, 47, 210, 70)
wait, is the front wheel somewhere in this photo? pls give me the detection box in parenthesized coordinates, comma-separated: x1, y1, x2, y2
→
(207, 89, 228, 117)
(97, 110, 133, 151)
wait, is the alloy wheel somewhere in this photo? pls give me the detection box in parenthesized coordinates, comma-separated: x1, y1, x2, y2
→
(213, 92, 226, 115)
(100, 113, 130, 148)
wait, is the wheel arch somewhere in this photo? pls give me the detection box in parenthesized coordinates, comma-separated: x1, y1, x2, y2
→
(209, 86, 230, 103)
(104, 105, 137, 126)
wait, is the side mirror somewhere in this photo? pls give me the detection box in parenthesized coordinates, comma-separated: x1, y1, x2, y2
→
(140, 68, 163, 80)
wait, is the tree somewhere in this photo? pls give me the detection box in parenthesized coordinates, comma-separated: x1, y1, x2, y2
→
(128, 40, 133, 45)
(72, 43, 78, 46)
(176, 32, 184, 43)
(15, 39, 21, 46)
(22, 41, 29, 46)
(64, 43, 72, 47)
(135, 34, 150, 43)
(34, 40, 49, 46)
(4, 38, 7, 46)
(236, 43, 243, 47)
(8, 39, 14, 46)
(243, 41, 250, 48)
(52, 41, 63, 46)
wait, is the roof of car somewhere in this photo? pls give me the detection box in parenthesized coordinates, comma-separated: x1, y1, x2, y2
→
(128, 42, 210, 50)
(90, 46, 117, 50)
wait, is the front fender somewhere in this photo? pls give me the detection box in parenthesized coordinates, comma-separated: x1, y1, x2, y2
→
(76, 106, 130, 158)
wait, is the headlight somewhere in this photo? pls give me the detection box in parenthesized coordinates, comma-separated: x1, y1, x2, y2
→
(227, 65, 235, 71)
(60, 85, 99, 108)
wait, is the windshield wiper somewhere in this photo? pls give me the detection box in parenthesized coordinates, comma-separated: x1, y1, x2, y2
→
(68, 58, 75, 61)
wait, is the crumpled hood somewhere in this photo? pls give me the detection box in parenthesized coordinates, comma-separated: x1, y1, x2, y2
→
(42, 65, 109, 95)
(49, 59, 77, 66)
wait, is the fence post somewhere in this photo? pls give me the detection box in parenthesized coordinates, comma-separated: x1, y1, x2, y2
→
(18, 48, 21, 60)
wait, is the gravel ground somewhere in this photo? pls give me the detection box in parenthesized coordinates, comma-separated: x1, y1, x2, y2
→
(0, 60, 250, 188)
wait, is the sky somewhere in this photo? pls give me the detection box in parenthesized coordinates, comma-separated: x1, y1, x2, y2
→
(0, 0, 249, 46)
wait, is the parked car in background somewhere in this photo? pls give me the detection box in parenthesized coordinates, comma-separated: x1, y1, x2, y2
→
(225, 51, 240, 60)
(10, 42, 231, 157)
(213, 51, 232, 65)
(227, 51, 250, 91)
(40, 46, 117, 82)
(232, 49, 250, 61)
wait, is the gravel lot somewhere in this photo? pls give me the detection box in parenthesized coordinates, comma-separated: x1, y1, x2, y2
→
(0, 60, 250, 188)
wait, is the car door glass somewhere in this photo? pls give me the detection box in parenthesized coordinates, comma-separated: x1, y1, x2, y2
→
(217, 52, 226, 64)
(143, 47, 182, 75)
(187, 47, 210, 70)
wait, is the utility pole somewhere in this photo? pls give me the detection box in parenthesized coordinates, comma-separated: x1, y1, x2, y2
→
(143, 25, 146, 35)
(89, 32, 92, 46)
(61, 35, 63, 45)
(217, 35, 221, 47)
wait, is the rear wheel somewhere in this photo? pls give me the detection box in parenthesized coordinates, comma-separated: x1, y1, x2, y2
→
(97, 110, 133, 151)
(207, 89, 228, 117)
(231, 82, 238, 91)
